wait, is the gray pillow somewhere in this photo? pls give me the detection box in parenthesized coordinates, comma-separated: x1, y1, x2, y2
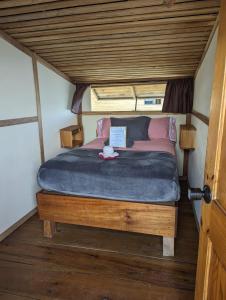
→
(109, 116, 150, 147)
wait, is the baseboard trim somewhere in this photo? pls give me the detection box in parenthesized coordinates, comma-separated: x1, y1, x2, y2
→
(0, 208, 37, 242)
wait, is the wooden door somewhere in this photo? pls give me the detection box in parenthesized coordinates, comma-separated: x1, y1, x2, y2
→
(195, 0, 226, 299)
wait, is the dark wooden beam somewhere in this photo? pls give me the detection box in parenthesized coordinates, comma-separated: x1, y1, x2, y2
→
(0, 116, 38, 127)
(192, 110, 209, 125)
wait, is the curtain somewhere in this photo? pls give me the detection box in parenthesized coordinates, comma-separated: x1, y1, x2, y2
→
(71, 83, 89, 114)
(162, 78, 194, 114)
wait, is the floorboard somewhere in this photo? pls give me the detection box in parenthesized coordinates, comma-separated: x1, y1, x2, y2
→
(0, 183, 198, 300)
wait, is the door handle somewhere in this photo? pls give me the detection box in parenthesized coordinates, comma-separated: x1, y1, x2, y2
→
(188, 185, 212, 204)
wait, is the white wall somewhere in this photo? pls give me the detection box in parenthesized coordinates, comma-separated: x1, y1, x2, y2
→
(0, 38, 41, 236)
(0, 38, 37, 120)
(82, 113, 186, 176)
(188, 29, 218, 226)
(0, 124, 41, 234)
(37, 63, 76, 161)
(193, 30, 218, 117)
(82, 86, 92, 112)
(0, 37, 77, 237)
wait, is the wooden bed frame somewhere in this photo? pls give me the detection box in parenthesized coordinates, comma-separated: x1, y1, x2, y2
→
(37, 191, 178, 256)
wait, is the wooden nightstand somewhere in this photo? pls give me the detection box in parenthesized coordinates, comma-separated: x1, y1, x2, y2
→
(179, 124, 196, 178)
(60, 125, 83, 148)
(180, 124, 196, 150)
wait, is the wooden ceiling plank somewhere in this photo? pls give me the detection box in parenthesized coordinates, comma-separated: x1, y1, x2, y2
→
(2, 16, 216, 39)
(28, 30, 209, 49)
(66, 69, 197, 78)
(49, 53, 203, 64)
(0, 0, 124, 16)
(71, 73, 195, 82)
(42, 47, 204, 59)
(61, 71, 197, 78)
(73, 77, 194, 83)
(0, 0, 219, 23)
(68, 65, 197, 72)
(44, 53, 204, 63)
(74, 72, 195, 78)
(35, 41, 206, 56)
(73, 73, 195, 79)
(0, 0, 161, 18)
(60, 67, 197, 76)
(72, 65, 197, 70)
(16, 25, 212, 44)
(29, 36, 208, 53)
(51, 55, 202, 65)
(21, 29, 211, 47)
(0, 12, 216, 31)
(85, 77, 188, 86)
(50, 61, 200, 70)
(9, 22, 213, 42)
(6, 19, 214, 36)
(55, 66, 199, 74)
(55, 58, 200, 70)
(0, 0, 59, 9)
(46, 52, 204, 62)
(93, 82, 167, 88)
(61, 69, 198, 77)
(0, 10, 219, 32)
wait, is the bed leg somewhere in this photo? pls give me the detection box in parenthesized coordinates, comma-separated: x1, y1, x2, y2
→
(163, 237, 174, 256)
(43, 220, 56, 238)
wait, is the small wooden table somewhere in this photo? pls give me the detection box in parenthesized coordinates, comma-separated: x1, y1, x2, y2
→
(60, 125, 83, 148)
(179, 124, 196, 178)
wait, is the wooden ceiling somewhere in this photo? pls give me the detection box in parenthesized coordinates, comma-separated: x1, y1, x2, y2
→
(0, 0, 220, 84)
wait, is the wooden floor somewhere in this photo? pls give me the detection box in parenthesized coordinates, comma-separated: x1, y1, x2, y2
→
(0, 184, 198, 300)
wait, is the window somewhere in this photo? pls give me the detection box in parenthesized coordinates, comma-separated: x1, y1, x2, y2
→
(144, 98, 162, 105)
(91, 84, 166, 112)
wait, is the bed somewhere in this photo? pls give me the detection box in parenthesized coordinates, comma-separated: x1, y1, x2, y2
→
(36, 117, 180, 256)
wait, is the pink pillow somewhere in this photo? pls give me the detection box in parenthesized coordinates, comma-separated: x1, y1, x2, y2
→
(148, 117, 177, 142)
(97, 117, 177, 142)
(97, 118, 111, 138)
(148, 117, 169, 139)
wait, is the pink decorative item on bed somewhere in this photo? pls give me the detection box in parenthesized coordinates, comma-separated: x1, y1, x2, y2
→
(148, 117, 169, 139)
(97, 117, 177, 142)
(97, 118, 111, 138)
(148, 117, 177, 142)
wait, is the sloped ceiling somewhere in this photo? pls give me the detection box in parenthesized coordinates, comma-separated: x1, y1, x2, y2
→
(0, 0, 220, 84)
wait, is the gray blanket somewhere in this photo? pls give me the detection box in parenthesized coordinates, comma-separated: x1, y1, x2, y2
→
(37, 148, 180, 203)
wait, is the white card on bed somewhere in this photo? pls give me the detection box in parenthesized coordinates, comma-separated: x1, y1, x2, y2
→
(109, 126, 126, 148)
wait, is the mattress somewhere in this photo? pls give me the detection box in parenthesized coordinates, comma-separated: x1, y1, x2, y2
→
(37, 144, 180, 203)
